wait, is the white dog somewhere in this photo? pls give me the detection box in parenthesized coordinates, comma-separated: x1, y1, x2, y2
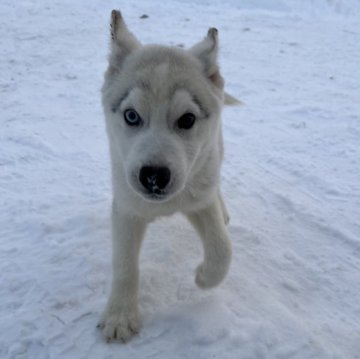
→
(98, 10, 235, 342)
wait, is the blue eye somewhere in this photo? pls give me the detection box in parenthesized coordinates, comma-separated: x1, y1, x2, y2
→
(124, 109, 142, 126)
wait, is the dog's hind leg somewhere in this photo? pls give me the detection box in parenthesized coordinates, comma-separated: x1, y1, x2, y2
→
(98, 202, 147, 343)
(186, 197, 232, 289)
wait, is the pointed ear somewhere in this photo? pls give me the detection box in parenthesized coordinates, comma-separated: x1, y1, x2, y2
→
(108, 10, 141, 72)
(189, 28, 224, 89)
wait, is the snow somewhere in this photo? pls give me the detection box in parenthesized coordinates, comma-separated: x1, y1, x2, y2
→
(1, 0, 360, 358)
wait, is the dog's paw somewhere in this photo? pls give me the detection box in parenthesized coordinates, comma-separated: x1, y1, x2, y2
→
(97, 306, 140, 343)
(195, 262, 227, 289)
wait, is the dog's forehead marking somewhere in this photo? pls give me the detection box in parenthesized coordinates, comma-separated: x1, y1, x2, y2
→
(136, 62, 209, 116)
(111, 47, 217, 116)
(112, 61, 177, 111)
(141, 62, 172, 100)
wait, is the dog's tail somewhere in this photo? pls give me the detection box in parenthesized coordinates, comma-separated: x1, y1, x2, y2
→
(224, 92, 242, 106)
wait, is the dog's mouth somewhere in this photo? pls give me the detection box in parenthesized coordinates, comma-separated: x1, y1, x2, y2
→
(132, 182, 178, 203)
(142, 191, 169, 202)
(140, 180, 177, 201)
(127, 179, 172, 202)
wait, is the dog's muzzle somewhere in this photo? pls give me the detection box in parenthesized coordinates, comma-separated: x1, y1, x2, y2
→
(139, 166, 171, 196)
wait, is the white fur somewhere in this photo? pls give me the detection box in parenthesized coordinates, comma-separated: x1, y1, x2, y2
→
(98, 10, 232, 342)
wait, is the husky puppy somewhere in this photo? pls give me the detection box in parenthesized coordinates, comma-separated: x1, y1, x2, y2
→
(98, 10, 233, 342)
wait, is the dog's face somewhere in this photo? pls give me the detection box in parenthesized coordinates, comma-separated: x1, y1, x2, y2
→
(102, 11, 224, 202)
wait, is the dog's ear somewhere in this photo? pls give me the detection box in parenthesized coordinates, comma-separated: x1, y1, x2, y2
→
(189, 28, 224, 89)
(108, 10, 141, 72)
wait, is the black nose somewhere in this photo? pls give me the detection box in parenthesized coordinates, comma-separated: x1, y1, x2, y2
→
(139, 166, 171, 193)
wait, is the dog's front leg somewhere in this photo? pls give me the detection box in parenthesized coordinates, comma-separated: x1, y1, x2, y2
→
(218, 189, 230, 225)
(187, 197, 232, 289)
(98, 203, 146, 343)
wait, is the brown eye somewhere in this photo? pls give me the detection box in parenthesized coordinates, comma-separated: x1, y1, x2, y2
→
(177, 113, 196, 130)
(124, 109, 142, 126)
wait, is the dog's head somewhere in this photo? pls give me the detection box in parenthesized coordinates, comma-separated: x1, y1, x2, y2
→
(102, 10, 225, 202)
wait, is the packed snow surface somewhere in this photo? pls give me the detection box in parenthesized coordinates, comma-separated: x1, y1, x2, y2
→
(1, 0, 359, 358)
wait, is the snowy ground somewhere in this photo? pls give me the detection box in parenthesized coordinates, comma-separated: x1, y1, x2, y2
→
(1, 0, 360, 358)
